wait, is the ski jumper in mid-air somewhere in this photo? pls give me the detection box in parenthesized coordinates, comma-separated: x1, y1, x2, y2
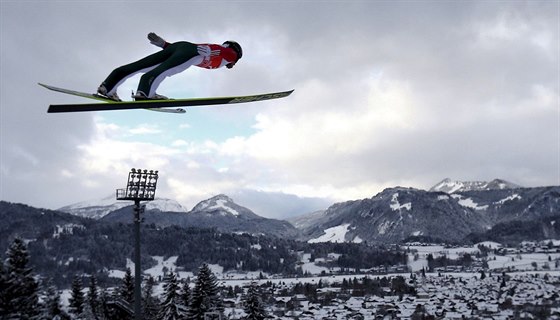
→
(97, 33, 242, 101)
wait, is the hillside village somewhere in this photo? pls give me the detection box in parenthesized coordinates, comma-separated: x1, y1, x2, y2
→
(94, 240, 560, 319)
(217, 272, 560, 319)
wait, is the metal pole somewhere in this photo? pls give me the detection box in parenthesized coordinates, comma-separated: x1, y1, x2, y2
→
(134, 200, 142, 320)
(117, 168, 159, 320)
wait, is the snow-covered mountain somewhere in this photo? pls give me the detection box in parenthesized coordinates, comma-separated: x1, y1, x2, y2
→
(58, 195, 187, 219)
(98, 194, 299, 238)
(430, 178, 521, 194)
(296, 185, 560, 244)
(53, 179, 560, 243)
(184, 195, 299, 237)
(190, 194, 255, 218)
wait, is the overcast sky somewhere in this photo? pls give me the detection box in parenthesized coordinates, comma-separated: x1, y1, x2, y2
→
(1, 1, 558, 218)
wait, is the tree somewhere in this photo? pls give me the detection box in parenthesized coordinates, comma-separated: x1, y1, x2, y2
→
(69, 275, 85, 317)
(98, 288, 118, 320)
(158, 272, 182, 320)
(87, 274, 100, 318)
(411, 304, 428, 320)
(179, 278, 190, 309)
(0, 262, 7, 317)
(39, 279, 70, 320)
(119, 268, 134, 305)
(3, 238, 39, 319)
(143, 275, 159, 320)
(426, 254, 434, 271)
(243, 282, 267, 320)
(188, 263, 222, 320)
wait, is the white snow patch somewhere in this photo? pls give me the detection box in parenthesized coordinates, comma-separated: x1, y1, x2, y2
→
(452, 195, 488, 210)
(145, 256, 179, 278)
(411, 231, 423, 236)
(300, 260, 330, 275)
(108, 269, 126, 279)
(207, 264, 224, 276)
(475, 241, 502, 249)
(432, 179, 465, 193)
(207, 199, 240, 216)
(496, 194, 521, 204)
(377, 220, 392, 235)
(146, 199, 187, 212)
(308, 224, 350, 243)
(60, 196, 186, 219)
(544, 239, 560, 246)
(352, 236, 363, 243)
(63, 195, 128, 211)
(390, 193, 412, 211)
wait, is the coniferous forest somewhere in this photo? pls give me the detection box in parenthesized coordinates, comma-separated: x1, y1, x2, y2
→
(0, 237, 245, 319)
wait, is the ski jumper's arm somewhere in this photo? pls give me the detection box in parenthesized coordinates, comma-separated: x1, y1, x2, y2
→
(148, 32, 170, 49)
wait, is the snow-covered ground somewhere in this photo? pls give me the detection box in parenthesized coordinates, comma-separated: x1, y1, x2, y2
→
(407, 242, 560, 272)
(299, 253, 331, 275)
(308, 224, 350, 243)
(105, 241, 560, 284)
(307, 224, 364, 243)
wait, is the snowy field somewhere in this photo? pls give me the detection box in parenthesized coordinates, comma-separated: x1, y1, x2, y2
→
(105, 240, 560, 284)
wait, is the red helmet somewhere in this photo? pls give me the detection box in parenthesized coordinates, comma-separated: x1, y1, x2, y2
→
(223, 41, 243, 61)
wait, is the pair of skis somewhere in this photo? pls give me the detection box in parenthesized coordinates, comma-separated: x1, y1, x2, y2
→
(39, 83, 294, 114)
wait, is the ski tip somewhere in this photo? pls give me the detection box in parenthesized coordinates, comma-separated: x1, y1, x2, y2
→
(38, 82, 58, 91)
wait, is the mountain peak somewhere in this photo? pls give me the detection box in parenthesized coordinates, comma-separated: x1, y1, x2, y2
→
(430, 178, 521, 193)
(59, 196, 187, 219)
(191, 194, 243, 217)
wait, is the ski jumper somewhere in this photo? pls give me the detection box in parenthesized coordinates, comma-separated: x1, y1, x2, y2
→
(101, 41, 238, 97)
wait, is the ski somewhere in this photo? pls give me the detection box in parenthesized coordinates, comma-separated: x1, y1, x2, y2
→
(40, 83, 294, 114)
(39, 83, 186, 114)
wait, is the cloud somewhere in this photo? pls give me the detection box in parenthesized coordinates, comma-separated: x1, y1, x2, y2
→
(128, 124, 162, 135)
(1, 1, 558, 215)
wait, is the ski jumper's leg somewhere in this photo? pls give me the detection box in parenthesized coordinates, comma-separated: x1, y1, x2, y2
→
(136, 42, 201, 97)
(101, 47, 175, 95)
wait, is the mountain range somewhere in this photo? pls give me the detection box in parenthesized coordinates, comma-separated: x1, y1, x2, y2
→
(1, 178, 558, 290)
(98, 194, 299, 238)
(41, 178, 560, 244)
(9, 179, 544, 243)
(58, 195, 187, 219)
(295, 185, 560, 244)
(429, 178, 521, 193)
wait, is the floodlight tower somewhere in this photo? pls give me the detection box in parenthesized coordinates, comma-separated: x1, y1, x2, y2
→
(116, 168, 159, 320)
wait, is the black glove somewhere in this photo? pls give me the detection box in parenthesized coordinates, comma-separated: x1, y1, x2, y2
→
(148, 32, 167, 48)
